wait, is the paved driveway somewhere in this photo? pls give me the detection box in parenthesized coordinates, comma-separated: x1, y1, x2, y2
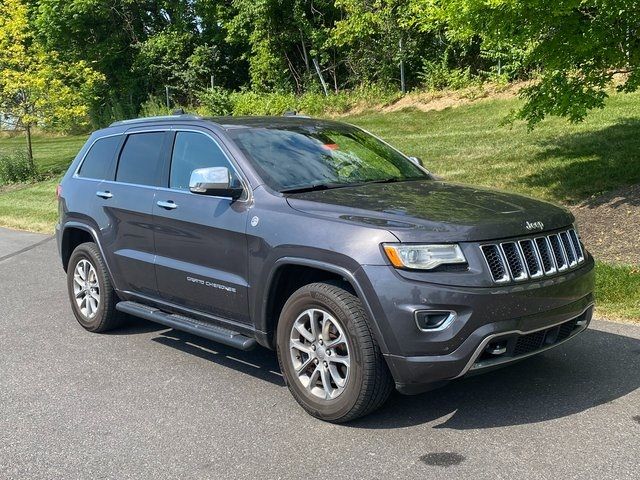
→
(0, 232, 638, 479)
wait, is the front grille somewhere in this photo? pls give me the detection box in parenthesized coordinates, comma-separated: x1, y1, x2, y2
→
(513, 330, 546, 356)
(513, 317, 580, 356)
(471, 306, 592, 369)
(481, 227, 585, 283)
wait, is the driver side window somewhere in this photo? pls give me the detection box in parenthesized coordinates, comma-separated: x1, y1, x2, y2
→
(170, 132, 235, 191)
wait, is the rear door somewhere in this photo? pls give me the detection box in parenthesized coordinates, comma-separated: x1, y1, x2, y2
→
(152, 128, 251, 323)
(98, 129, 170, 296)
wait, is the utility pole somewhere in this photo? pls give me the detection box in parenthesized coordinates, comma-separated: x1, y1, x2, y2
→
(165, 86, 170, 109)
(399, 38, 406, 94)
(210, 75, 215, 90)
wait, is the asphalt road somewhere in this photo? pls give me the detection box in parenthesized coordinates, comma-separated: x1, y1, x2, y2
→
(1, 230, 639, 479)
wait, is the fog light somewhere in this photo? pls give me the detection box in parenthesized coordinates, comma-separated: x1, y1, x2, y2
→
(415, 310, 456, 331)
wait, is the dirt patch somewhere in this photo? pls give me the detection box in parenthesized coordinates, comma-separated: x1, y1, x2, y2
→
(569, 184, 640, 265)
(381, 81, 529, 113)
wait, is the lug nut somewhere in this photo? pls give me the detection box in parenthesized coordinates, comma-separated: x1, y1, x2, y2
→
(326, 350, 331, 355)
(323, 361, 328, 367)
(314, 358, 319, 365)
(319, 339, 323, 345)
(311, 344, 316, 351)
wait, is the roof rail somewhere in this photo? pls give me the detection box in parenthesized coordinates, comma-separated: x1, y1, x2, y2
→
(109, 113, 201, 127)
(282, 110, 310, 118)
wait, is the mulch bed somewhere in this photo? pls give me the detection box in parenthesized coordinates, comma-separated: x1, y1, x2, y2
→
(569, 184, 640, 265)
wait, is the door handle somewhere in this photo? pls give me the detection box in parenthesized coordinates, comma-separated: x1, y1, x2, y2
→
(96, 190, 113, 199)
(157, 200, 178, 210)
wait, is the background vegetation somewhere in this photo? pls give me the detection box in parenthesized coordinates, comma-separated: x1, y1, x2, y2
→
(1, 1, 638, 321)
(2, 0, 639, 134)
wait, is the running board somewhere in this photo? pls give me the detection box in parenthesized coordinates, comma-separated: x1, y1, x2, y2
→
(116, 301, 257, 351)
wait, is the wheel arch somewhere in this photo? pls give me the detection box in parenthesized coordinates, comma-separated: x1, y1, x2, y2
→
(60, 222, 119, 290)
(259, 257, 388, 353)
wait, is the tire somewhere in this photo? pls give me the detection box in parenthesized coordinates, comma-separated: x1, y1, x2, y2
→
(276, 282, 393, 422)
(66, 242, 124, 332)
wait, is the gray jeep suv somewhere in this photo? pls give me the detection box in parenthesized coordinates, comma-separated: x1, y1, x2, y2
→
(56, 114, 595, 422)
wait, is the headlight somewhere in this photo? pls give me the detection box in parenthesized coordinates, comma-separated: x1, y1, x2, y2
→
(383, 243, 466, 270)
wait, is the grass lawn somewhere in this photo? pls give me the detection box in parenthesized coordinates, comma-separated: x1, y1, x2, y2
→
(0, 178, 60, 232)
(348, 91, 640, 204)
(0, 133, 87, 175)
(595, 263, 640, 320)
(0, 93, 638, 321)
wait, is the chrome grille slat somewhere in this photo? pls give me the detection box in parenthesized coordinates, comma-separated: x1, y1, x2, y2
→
(568, 229, 584, 262)
(559, 231, 577, 267)
(480, 244, 510, 283)
(548, 234, 568, 271)
(518, 239, 543, 278)
(534, 236, 557, 275)
(500, 242, 528, 281)
(481, 227, 586, 284)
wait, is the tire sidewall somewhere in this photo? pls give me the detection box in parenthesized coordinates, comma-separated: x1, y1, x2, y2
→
(277, 285, 366, 421)
(67, 245, 107, 331)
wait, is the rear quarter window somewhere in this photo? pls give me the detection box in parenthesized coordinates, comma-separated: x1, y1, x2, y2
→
(77, 136, 121, 180)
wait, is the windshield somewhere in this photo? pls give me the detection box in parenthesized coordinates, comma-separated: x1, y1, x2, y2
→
(228, 123, 428, 192)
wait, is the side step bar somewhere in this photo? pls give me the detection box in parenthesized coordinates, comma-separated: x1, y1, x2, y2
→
(116, 301, 257, 351)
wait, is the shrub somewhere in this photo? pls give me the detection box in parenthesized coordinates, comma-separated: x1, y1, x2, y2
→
(0, 151, 40, 185)
(419, 59, 478, 91)
(229, 90, 298, 116)
(196, 87, 233, 116)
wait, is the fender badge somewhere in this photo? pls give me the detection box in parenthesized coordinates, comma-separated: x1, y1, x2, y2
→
(250, 216, 260, 227)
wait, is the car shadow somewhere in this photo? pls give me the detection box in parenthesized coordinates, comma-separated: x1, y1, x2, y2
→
(151, 329, 285, 387)
(349, 327, 640, 429)
(112, 319, 639, 429)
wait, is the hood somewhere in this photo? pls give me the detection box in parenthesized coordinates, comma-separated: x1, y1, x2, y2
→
(286, 180, 574, 242)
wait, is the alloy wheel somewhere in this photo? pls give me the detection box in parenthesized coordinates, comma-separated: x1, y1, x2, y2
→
(73, 259, 100, 319)
(289, 308, 351, 400)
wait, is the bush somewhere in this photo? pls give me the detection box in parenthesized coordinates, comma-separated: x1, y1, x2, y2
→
(0, 151, 40, 185)
(419, 59, 478, 91)
(229, 90, 298, 116)
(196, 87, 233, 116)
(139, 96, 172, 117)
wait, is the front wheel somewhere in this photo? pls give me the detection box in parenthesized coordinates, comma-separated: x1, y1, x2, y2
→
(276, 282, 393, 422)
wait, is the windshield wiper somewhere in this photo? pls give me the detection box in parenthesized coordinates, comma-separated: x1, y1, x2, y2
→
(367, 177, 402, 184)
(280, 182, 348, 194)
(367, 176, 427, 185)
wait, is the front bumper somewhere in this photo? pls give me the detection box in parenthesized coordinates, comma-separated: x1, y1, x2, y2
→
(356, 258, 595, 394)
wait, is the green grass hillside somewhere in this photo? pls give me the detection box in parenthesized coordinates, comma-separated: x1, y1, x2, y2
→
(1, 91, 639, 321)
(350, 92, 640, 204)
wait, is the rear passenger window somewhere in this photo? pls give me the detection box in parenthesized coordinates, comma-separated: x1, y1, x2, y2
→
(116, 132, 165, 186)
(170, 132, 235, 191)
(77, 136, 120, 180)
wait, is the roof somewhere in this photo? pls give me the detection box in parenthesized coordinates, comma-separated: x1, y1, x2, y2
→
(109, 114, 345, 131)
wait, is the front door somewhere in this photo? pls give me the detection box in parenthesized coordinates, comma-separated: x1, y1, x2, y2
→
(152, 129, 251, 323)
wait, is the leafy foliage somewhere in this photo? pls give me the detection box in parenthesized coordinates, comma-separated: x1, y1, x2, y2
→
(1, 0, 637, 127)
(0, 151, 40, 185)
(0, 0, 104, 162)
(409, 0, 640, 125)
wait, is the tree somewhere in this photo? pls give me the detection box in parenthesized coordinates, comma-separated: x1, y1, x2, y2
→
(226, 0, 341, 93)
(409, 0, 640, 126)
(0, 0, 104, 166)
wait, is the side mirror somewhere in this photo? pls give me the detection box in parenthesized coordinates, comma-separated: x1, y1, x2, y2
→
(189, 167, 243, 199)
(408, 156, 424, 167)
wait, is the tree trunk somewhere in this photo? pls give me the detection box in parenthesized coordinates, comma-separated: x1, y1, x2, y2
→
(25, 123, 34, 169)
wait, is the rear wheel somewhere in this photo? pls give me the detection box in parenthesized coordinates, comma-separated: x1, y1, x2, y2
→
(67, 242, 124, 332)
(277, 282, 393, 422)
